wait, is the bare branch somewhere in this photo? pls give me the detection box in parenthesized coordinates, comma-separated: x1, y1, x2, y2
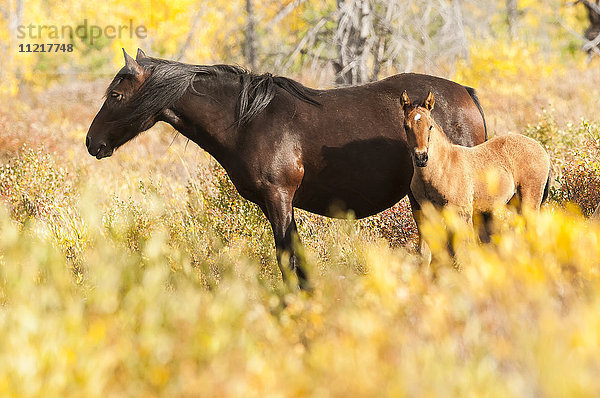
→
(176, 7, 206, 61)
(265, 0, 309, 31)
(282, 18, 328, 71)
(276, 0, 481, 84)
(245, 0, 259, 71)
(583, 31, 600, 51)
(581, 0, 600, 16)
(557, 17, 600, 57)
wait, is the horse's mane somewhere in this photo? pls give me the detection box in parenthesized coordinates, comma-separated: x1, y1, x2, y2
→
(107, 57, 321, 129)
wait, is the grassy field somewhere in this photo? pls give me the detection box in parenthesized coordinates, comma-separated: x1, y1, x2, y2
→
(1, 56, 600, 396)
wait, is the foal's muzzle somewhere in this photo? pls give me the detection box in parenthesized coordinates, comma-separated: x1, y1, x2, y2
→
(413, 150, 428, 167)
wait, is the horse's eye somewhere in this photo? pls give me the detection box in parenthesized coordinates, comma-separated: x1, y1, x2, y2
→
(110, 92, 123, 101)
(429, 125, 433, 130)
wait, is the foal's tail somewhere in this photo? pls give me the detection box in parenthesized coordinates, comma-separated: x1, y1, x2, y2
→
(463, 86, 488, 141)
(541, 165, 552, 205)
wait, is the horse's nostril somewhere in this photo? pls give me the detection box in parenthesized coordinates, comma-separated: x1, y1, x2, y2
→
(87, 141, 107, 157)
(94, 143, 107, 157)
(85, 136, 90, 147)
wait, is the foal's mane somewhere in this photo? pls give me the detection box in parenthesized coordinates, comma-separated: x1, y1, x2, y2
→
(107, 57, 321, 128)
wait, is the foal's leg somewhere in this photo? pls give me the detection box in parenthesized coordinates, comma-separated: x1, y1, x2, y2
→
(475, 211, 493, 244)
(518, 184, 546, 213)
(408, 192, 432, 266)
(444, 208, 475, 266)
(262, 187, 310, 291)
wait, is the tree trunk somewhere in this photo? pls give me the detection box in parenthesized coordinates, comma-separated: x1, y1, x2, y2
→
(8, 0, 23, 37)
(282, 0, 474, 87)
(334, 0, 372, 86)
(506, 0, 518, 40)
(453, 0, 469, 59)
(2, 0, 23, 92)
(245, 0, 259, 71)
(582, 0, 600, 59)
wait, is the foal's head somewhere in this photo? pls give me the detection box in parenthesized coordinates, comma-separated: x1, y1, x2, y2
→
(401, 91, 436, 168)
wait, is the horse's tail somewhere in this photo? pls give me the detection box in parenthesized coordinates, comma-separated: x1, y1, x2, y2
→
(463, 86, 488, 141)
(541, 165, 552, 205)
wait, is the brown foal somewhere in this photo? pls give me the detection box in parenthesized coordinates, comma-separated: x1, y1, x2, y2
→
(401, 91, 551, 263)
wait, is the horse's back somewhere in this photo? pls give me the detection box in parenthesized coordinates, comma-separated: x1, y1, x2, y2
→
(499, 133, 550, 184)
(306, 73, 486, 146)
(484, 133, 549, 166)
(379, 73, 486, 146)
(287, 73, 486, 218)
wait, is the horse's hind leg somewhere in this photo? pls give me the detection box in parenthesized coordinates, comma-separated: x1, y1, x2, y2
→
(262, 187, 311, 291)
(517, 164, 551, 212)
(518, 183, 546, 212)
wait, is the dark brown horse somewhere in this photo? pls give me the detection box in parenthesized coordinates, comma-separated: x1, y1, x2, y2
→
(86, 49, 487, 289)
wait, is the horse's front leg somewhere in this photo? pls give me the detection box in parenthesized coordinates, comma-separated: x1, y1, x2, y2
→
(408, 191, 432, 266)
(262, 186, 310, 291)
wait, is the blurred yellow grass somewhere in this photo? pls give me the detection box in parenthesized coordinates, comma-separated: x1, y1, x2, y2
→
(1, 196, 600, 396)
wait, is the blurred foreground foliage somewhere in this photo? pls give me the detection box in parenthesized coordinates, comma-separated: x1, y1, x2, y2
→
(0, 142, 599, 396)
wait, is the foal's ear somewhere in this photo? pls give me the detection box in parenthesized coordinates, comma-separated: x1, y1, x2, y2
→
(136, 48, 148, 61)
(122, 48, 145, 77)
(401, 91, 411, 110)
(424, 91, 435, 111)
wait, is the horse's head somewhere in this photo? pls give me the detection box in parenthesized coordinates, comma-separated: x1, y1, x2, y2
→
(86, 49, 153, 159)
(401, 90, 435, 168)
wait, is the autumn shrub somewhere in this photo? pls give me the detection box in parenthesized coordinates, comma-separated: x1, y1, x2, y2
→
(518, 111, 600, 215)
(1, 190, 600, 396)
(0, 146, 74, 222)
(196, 163, 274, 263)
(180, 160, 418, 277)
(523, 109, 592, 158)
(0, 144, 413, 290)
(0, 146, 88, 274)
(552, 120, 600, 216)
(161, 163, 278, 285)
(357, 198, 418, 250)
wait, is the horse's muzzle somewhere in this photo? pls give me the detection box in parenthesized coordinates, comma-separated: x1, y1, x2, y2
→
(414, 151, 428, 167)
(86, 137, 114, 159)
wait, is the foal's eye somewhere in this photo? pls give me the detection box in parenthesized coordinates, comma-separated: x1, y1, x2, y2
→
(429, 125, 433, 130)
(110, 92, 123, 101)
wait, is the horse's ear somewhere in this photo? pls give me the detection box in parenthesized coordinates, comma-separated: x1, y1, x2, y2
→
(136, 48, 147, 61)
(424, 91, 435, 111)
(122, 48, 144, 76)
(401, 91, 411, 111)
